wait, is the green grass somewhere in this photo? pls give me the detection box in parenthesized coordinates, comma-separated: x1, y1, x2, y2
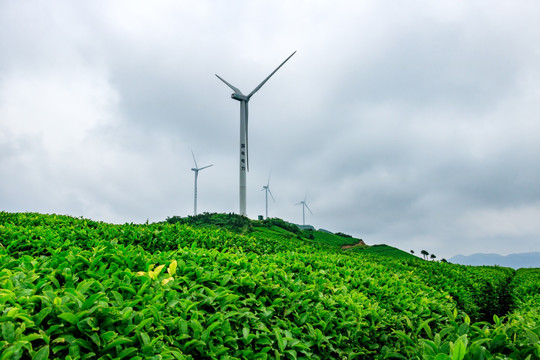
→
(348, 244, 418, 259)
(307, 229, 360, 247)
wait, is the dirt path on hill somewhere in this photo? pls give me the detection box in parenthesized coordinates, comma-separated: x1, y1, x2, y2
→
(341, 240, 366, 250)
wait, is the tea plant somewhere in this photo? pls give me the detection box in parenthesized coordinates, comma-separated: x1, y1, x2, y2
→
(1, 212, 538, 359)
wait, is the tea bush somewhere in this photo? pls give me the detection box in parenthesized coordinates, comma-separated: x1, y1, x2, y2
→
(1, 212, 538, 359)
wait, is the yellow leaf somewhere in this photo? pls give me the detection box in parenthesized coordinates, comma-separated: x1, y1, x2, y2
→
(168, 260, 177, 276)
(162, 277, 174, 285)
(153, 264, 165, 276)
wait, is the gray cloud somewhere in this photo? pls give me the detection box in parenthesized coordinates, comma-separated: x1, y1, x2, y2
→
(2, 1, 540, 260)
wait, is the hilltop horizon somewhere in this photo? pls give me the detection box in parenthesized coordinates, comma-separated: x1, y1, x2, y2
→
(6, 210, 537, 265)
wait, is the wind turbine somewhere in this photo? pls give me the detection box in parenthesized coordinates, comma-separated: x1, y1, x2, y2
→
(191, 150, 213, 216)
(261, 173, 275, 219)
(296, 194, 313, 226)
(216, 51, 296, 216)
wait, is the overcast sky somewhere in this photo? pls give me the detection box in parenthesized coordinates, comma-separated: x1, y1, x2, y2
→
(2, 0, 540, 260)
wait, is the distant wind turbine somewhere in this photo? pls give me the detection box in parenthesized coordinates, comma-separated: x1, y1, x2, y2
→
(261, 173, 275, 219)
(216, 51, 296, 216)
(191, 150, 213, 216)
(296, 194, 313, 226)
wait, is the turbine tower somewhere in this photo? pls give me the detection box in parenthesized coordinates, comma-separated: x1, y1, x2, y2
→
(261, 173, 275, 219)
(296, 194, 313, 226)
(216, 51, 296, 216)
(191, 150, 213, 216)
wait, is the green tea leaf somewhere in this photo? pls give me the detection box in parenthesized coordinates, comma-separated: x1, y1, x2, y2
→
(525, 329, 539, 344)
(32, 345, 49, 360)
(101, 331, 117, 343)
(111, 291, 124, 306)
(256, 336, 273, 346)
(434, 354, 452, 360)
(103, 336, 132, 352)
(275, 329, 285, 353)
(139, 332, 150, 346)
(117, 347, 138, 359)
(1, 322, 15, 343)
(451, 339, 466, 360)
(58, 313, 78, 325)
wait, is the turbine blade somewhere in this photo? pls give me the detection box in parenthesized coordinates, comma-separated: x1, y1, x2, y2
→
(267, 172, 271, 187)
(247, 51, 296, 99)
(199, 164, 213, 171)
(215, 74, 244, 95)
(268, 188, 275, 202)
(305, 203, 313, 215)
(191, 150, 198, 168)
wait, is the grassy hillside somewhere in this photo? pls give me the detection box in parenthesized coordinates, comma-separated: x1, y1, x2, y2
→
(165, 213, 361, 248)
(347, 244, 417, 259)
(1, 212, 539, 359)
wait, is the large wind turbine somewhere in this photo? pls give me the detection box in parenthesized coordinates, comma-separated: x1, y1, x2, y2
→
(261, 173, 275, 219)
(191, 150, 213, 216)
(216, 51, 296, 216)
(296, 194, 313, 226)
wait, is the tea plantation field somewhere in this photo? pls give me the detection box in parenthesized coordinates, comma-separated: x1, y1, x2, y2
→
(1, 212, 539, 359)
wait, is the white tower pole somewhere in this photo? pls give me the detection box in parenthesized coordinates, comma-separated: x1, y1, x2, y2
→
(239, 102, 247, 216)
(194, 170, 198, 216)
(265, 188, 269, 219)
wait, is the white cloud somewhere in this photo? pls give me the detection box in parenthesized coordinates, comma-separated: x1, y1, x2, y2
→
(459, 205, 540, 238)
(1, 68, 118, 151)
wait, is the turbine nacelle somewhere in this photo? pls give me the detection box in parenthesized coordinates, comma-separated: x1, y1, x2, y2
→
(231, 93, 248, 102)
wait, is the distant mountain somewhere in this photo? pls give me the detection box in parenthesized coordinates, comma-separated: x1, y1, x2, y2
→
(449, 252, 540, 269)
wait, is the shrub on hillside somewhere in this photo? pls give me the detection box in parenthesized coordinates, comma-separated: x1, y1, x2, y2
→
(165, 213, 253, 233)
